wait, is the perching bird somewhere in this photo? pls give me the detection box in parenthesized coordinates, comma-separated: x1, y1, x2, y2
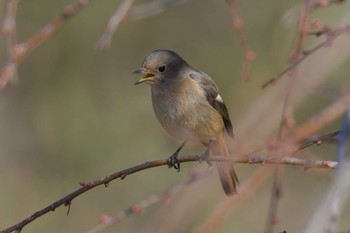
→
(134, 49, 239, 196)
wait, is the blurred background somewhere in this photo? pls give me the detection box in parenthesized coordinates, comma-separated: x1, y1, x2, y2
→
(1, 0, 350, 232)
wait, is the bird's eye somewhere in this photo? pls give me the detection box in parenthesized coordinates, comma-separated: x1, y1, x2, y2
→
(157, 65, 166, 73)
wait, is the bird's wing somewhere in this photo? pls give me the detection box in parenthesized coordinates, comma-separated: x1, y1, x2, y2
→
(189, 71, 234, 138)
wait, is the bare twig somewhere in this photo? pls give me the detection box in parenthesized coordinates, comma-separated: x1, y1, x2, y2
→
(262, 23, 350, 89)
(82, 169, 213, 233)
(303, 110, 350, 233)
(0, 0, 92, 90)
(0, 152, 339, 233)
(98, 0, 134, 49)
(265, 167, 283, 233)
(195, 166, 272, 233)
(311, 0, 347, 9)
(290, 91, 350, 141)
(227, 0, 255, 80)
(327, 109, 350, 233)
(266, 2, 311, 231)
(130, 0, 196, 20)
(1, 0, 20, 89)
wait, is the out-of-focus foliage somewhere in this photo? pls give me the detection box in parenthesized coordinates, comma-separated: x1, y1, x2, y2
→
(0, 1, 350, 232)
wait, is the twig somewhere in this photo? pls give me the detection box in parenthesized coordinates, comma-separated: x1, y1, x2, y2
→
(266, 2, 311, 231)
(262, 23, 350, 89)
(265, 167, 283, 233)
(312, 0, 347, 9)
(1, 0, 20, 89)
(0, 153, 339, 233)
(327, 109, 350, 233)
(98, 0, 134, 49)
(290, 91, 350, 141)
(130, 0, 196, 20)
(82, 169, 213, 233)
(195, 165, 272, 233)
(0, 0, 92, 90)
(227, 0, 255, 80)
(302, 111, 350, 233)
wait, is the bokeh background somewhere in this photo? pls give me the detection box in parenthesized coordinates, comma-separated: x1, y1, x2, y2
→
(1, 0, 350, 232)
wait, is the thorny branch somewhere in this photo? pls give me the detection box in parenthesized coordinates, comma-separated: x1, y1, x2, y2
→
(0, 128, 341, 233)
(227, 0, 256, 80)
(262, 23, 350, 89)
(266, 1, 311, 232)
(98, 0, 134, 49)
(0, 0, 93, 90)
(82, 169, 213, 233)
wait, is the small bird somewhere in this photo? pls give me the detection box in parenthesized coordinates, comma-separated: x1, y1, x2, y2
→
(133, 49, 239, 195)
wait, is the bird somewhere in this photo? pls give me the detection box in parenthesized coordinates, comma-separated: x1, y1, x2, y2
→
(133, 49, 239, 196)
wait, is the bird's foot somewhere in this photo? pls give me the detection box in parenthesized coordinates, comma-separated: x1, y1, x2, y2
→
(167, 152, 180, 172)
(198, 150, 213, 168)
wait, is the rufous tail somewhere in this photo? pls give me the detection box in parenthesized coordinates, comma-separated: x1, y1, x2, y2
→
(211, 132, 239, 196)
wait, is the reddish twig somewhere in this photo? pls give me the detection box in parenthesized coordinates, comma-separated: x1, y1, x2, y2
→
(82, 169, 213, 233)
(0, 152, 339, 233)
(266, 2, 311, 232)
(0, 0, 92, 90)
(290, 92, 350, 141)
(1, 0, 20, 89)
(227, 0, 256, 80)
(312, 0, 347, 9)
(262, 23, 350, 89)
(130, 0, 196, 20)
(98, 0, 134, 49)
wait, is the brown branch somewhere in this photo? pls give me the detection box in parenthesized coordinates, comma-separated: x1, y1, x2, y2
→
(0, 0, 93, 90)
(1, 0, 20, 89)
(227, 0, 256, 80)
(195, 165, 272, 233)
(266, 2, 311, 232)
(82, 169, 213, 233)
(98, 0, 134, 49)
(0, 153, 338, 233)
(262, 23, 350, 89)
(290, 92, 350, 141)
(130, 0, 196, 20)
(311, 0, 347, 9)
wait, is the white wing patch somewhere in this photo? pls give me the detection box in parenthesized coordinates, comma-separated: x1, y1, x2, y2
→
(215, 94, 224, 103)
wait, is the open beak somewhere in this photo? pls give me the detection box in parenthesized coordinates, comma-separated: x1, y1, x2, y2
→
(133, 68, 155, 85)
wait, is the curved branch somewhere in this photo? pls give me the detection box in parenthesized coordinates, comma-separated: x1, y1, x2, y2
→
(0, 153, 338, 233)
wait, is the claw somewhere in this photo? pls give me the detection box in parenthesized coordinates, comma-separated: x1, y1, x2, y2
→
(167, 141, 186, 172)
(199, 150, 213, 168)
(167, 152, 180, 172)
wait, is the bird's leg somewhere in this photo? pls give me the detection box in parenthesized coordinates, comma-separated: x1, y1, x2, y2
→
(167, 141, 186, 172)
(199, 140, 214, 168)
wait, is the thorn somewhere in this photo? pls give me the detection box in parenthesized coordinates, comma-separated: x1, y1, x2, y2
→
(131, 204, 144, 215)
(120, 171, 127, 180)
(99, 214, 112, 224)
(104, 182, 109, 188)
(79, 181, 86, 186)
(64, 201, 72, 215)
(163, 193, 171, 204)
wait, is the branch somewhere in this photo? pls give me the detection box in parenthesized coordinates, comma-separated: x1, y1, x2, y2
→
(266, 2, 311, 230)
(227, 0, 256, 80)
(0, 0, 93, 90)
(130, 0, 196, 20)
(290, 92, 350, 141)
(82, 169, 213, 233)
(1, 0, 20, 89)
(97, 0, 134, 49)
(0, 152, 339, 233)
(262, 23, 350, 89)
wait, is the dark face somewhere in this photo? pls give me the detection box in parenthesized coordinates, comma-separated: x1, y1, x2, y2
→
(134, 49, 187, 85)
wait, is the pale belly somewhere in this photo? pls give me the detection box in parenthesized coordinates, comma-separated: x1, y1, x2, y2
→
(151, 84, 224, 144)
